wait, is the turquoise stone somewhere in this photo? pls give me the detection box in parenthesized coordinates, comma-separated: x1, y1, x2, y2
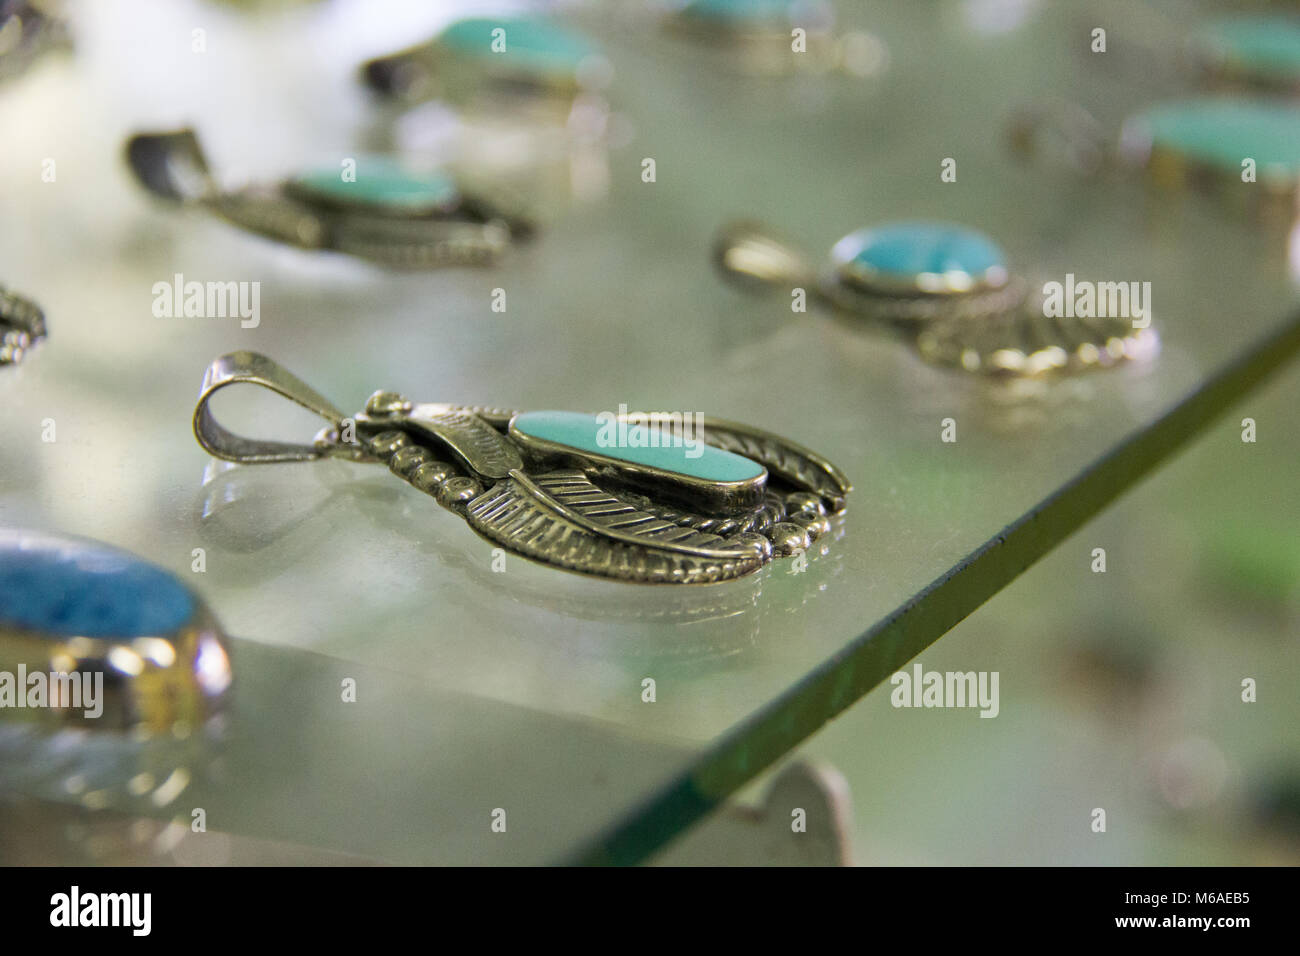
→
(1198, 17, 1300, 84)
(440, 16, 597, 74)
(513, 411, 765, 483)
(833, 221, 1006, 291)
(1131, 98, 1300, 175)
(290, 158, 458, 213)
(680, 0, 794, 24)
(0, 536, 195, 639)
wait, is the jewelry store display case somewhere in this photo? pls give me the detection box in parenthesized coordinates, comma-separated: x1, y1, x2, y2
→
(1, 0, 1297, 867)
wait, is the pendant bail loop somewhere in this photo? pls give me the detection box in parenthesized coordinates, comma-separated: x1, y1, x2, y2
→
(712, 220, 817, 294)
(193, 351, 353, 463)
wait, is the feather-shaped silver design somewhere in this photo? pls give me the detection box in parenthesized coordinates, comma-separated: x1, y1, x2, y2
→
(465, 472, 765, 584)
(193, 352, 851, 584)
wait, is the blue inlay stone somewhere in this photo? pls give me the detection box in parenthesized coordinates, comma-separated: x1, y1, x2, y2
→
(831, 221, 1008, 294)
(680, 0, 796, 25)
(0, 535, 195, 639)
(512, 411, 765, 483)
(1197, 17, 1300, 85)
(440, 16, 598, 75)
(289, 158, 459, 214)
(1127, 98, 1300, 178)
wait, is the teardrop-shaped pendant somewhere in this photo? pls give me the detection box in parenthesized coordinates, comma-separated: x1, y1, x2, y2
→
(125, 128, 533, 268)
(714, 220, 1159, 377)
(192, 352, 851, 584)
(362, 16, 611, 111)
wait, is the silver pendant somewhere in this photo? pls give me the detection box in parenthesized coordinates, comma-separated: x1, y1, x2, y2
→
(1010, 96, 1300, 213)
(125, 128, 533, 268)
(361, 15, 611, 112)
(714, 219, 1159, 377)
(193, 352, 851, 584)
(664, 0, 882, 77)
(1190, 16, 1300, 93)
(0, 285, 46, 366)
(0, 529, 231, 808)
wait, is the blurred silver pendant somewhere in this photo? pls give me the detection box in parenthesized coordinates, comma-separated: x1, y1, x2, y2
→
(714, 219, 1159, 378)
(1188, 15, 1300, 93)
(1010, 96, 1300, 213)
(193, 351, 851, 584)
(0, 529, 232, 809)
(664, 0, 886, 77)
(124, 128, 534, 268)
(361, 15, 612, 115)
(0, 285, 46, 366)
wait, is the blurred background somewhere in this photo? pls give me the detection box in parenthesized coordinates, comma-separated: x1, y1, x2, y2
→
(773, 361, 1300, 865)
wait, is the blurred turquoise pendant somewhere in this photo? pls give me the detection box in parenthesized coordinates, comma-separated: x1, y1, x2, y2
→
(1121, 98, 1300, 195)
(0, 530, 231, 808)
(665, 0, 883, 76)
(125, 128, 533, 268)
(673, 0, 817, 31)
(714, 220, 1158, 377)
(1190, 16, 1300, 91)
(362, 16, 611, 111)
(0, 529, 231, 729)
(1013, 95, 1300, 208)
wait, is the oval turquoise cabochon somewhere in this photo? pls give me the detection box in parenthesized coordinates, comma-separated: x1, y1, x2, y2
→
(0, 533, 195, 639)
(1128, 98, 1300, 174)
(1197, 16, 1300, 83)
(440, 17, 597, 72)
(512, 411, 765, 483)
(681, 0, 796, 24)
(290, 158, 459, 212)
(832, 221, 1006, 285)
